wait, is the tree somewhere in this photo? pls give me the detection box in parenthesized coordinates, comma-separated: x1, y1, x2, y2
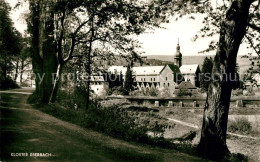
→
(200, 57, 213, 91)
(195, 1, 258, 160)
(27, 0, 174, 106)
(124, 65, 134, 95)
(19, 37, 31, 83)
(27, 0, 58, 103)
(0, 0, 22, 87)
(24, 0, 259, 159)
(201, 57, 241, 92)
(161, 0, 259, 160)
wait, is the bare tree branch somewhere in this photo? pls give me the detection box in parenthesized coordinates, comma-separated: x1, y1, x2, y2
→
(248, 23, 260, 32)
(245, 34, 260, 56)
(73, 18, 91, 35)
(63, 17, 93, 63)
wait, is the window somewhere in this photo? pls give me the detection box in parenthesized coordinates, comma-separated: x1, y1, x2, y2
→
(154, 78, 155, 81)
(141, 78, 143, 81)
(144, 78, 146, 81)
(168, 83, 170, 87)
(151, 78, 152, 81)
(164, 83, 166, 87)
(166, 77, 168, 81)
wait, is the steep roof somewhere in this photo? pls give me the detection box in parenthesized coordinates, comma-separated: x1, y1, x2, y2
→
(180, 64, 200, 74)
(176, 81, 197, 89)
(167, 64, 181, 73)
(108, 65, 180, 76)
(132, 66, 164, 76)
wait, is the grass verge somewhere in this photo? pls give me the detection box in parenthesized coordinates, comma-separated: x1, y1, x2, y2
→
(31, 101, 172, 148)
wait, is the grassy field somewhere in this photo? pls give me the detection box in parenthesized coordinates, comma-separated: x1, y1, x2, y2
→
(158, 107, 260, 161)
(103, 97, 260, 160)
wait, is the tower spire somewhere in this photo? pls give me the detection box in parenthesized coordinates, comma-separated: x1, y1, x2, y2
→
(174, 38, 182, 67)
(176, 38, 180, 51)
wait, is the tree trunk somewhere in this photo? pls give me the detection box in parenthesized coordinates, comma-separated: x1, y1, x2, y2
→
(197, 1, 254, 160)
(86, 59, 91, 110)
(3, 51, 7, 80)
(86, 44, 92, 110)
(49, 63, 63, 104)
(86, 18, 95, 110)
(20, 59, 24, 83)
(14, 58, 19, 82)
(29, 0, 58, 104)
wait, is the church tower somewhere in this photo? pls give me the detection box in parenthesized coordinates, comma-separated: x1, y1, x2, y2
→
(174, 39, 182, 67)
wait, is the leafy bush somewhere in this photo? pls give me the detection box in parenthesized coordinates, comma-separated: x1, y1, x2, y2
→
(228, 117, 252, 134)
(245, 86, 255, 96)
(147, 88, 159, 96)
(159, 87, 171, 98)
(232, 89, 243, 96)
(34, 101, 168, 146)
(0, 77, 19, 90)
(130, 88, 160, 97)
(20, 82, 31, 87)
(111, 86, 127, 95)
(84, 104, 150, 142)
(177, 89, 192, 97)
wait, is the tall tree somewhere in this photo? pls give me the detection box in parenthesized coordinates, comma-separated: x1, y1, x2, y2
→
(18, 36, 31, 83)
(196, 1, 258, 160)
(124, 65, 134, 95)
(165, 0, 259, 160)
(26, 0, 175, 106)
(0, 0, 22, 83)
(27, 0, 58, 103)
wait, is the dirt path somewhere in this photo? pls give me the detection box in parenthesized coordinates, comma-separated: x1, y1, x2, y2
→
(166, 117, 260, 161)
(0, 89, 203, 161)
(167, 117, 259, 140)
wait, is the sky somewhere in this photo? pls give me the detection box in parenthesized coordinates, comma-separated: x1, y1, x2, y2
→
(6, 0, 253, 56)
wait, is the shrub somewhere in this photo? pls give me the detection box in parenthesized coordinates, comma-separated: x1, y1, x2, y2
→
(130, 88, 160, 97)
(177, 89, 192, 97)
(0, 77, 19, 90)
(147, 88, 159, 97)
(111, 86, 127, 95)
(232, 89, 243, 96)
(84, 104, 150, 142)
(228, 117, 252, 134)
(33, 101, 168, 146)
(159, 87, 172, 98)
(245, 86, 255, 96)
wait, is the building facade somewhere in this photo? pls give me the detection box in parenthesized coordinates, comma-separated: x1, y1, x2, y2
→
(90, 41, 202, 96)
(90, 75, 109, 96)
(133, 64, 181, 94)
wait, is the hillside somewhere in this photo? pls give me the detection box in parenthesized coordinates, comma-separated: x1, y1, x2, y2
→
(101, 55, 252, 75)
(144, 55, 252, 74)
